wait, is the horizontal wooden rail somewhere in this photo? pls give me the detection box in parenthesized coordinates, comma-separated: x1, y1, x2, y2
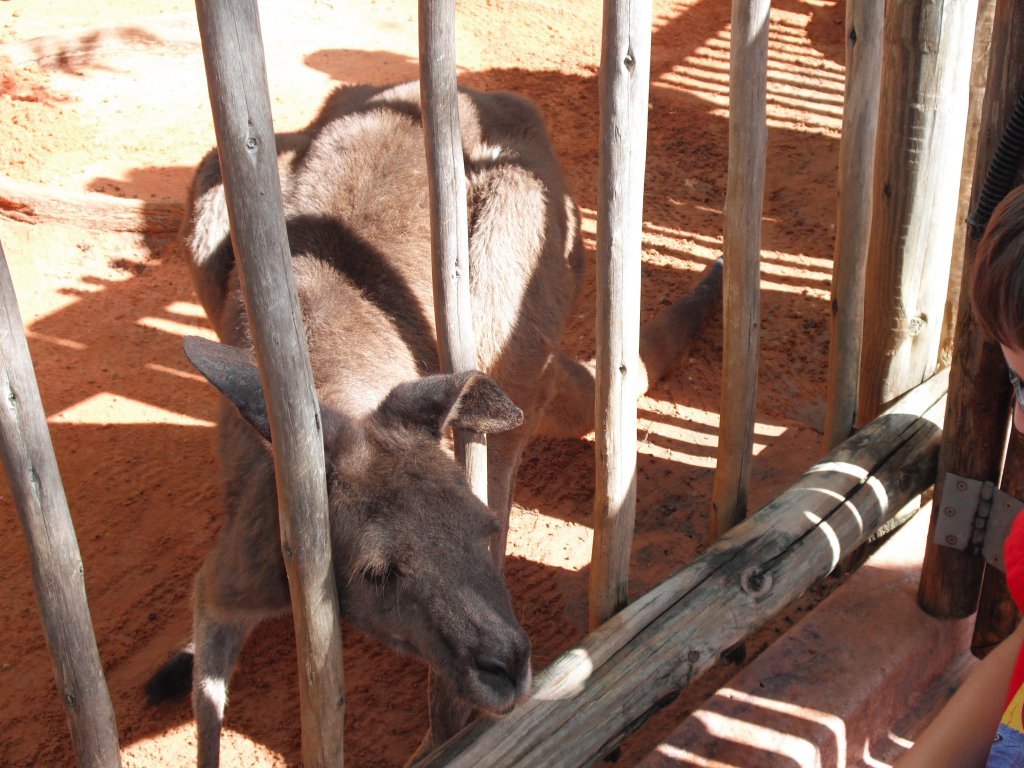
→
(0, 174, 183, 233)
(423, 367, 949, 767)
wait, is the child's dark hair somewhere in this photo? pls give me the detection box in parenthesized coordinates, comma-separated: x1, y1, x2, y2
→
(972, 184, 1024, 348)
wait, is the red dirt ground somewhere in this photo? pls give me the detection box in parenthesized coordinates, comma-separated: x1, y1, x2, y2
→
(0, 0, 847, 765)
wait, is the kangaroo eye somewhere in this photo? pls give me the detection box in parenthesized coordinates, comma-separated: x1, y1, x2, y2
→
(361, 564, 401, 588)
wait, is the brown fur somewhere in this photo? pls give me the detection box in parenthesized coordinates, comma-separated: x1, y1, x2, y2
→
(150, 81, 722, 766)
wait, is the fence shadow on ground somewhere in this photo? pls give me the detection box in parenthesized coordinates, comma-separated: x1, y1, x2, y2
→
(0, 0, 854, 764)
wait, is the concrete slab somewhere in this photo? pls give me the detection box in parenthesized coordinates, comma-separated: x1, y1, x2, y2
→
(635, 507, 978, 768)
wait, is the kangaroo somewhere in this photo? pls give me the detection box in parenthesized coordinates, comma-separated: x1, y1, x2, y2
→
(147, 81, 723, 766)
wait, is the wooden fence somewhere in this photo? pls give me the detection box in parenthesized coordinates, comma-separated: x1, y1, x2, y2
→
(0, 241, 120, 767)
(193, 2, 347, 764)
(0, 0, 1018, 765)
(918, 0, 1024, 637)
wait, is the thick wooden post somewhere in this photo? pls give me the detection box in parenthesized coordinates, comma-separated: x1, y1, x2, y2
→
(823, 0, 884, 450)
(972, 429, 1024, 654)
(857, 0, 978, 423)
(711, 0, 770, 537)
(419, 0, 488, 513)
(918, 0, 1024, 618)
(193, 2, 345, 764)
(938, 0, 996, 368)
(0, 242, 121, 767)
(589, 0, 652, 630)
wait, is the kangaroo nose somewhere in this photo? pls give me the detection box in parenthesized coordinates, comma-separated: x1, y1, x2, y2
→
(477, 627, 531, 682)
(475, 654, 513, 684)
(469, 631, 532, 712)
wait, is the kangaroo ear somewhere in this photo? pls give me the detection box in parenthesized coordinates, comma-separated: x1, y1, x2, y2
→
(376, 371, 524, 438)
(183, 336, 272, 442)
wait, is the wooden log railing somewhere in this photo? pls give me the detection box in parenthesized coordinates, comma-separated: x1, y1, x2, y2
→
(0, 174, 183, 234)
(423, 368, 948, 767)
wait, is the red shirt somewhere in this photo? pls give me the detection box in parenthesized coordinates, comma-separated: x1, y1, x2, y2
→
(1004, 511, 1024, 708)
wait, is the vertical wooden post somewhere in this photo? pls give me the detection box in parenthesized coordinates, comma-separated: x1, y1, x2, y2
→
(418, 0, 488, 513)
(918, 0, 1024, 618)
(823, 0, 884, 451)
(711, 0, 770, 538)
(972, 428, 1024, 654)
(589, 0, 652, 629)
(856, 0, 978, 424)
(0, 241, 121, 767)
(193, 2, 345, 764)
(938, 0, 996, 368)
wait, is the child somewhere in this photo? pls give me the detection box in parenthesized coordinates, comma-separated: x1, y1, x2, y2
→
(896, 185, 1024, 767)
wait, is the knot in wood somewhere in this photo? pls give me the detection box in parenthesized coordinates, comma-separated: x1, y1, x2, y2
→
(4, 383, 17, 415)
(740, 567, 771, 597)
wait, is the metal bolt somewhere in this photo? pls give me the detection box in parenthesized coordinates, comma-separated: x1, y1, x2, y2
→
(944, 507, 955, 517)
(946, 535, 958, 546)
(957, 480, 967, 491)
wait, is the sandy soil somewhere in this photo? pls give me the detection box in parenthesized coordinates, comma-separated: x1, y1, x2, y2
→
(0, 0, 846, 765)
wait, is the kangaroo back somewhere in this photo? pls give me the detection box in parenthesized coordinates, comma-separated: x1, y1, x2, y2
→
(159, 79, 722, 766)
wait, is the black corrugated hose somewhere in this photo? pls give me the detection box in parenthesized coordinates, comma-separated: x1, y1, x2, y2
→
(968, 86, 1024, 240)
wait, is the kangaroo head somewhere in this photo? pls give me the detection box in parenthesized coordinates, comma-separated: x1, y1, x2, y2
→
(327, 372, 532, 713)
(183, 336, 533, 715)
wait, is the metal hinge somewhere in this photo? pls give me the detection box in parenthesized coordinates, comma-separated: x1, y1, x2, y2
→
(933, 473, 1022, 571)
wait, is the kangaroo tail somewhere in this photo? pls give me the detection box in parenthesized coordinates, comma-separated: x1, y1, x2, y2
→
(145, 643, 195, 706)
(535, 257, 724, 440)
(638, 256, 724, 388)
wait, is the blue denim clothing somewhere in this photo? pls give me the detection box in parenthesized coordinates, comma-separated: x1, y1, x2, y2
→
(988, 717, 1024, 766)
